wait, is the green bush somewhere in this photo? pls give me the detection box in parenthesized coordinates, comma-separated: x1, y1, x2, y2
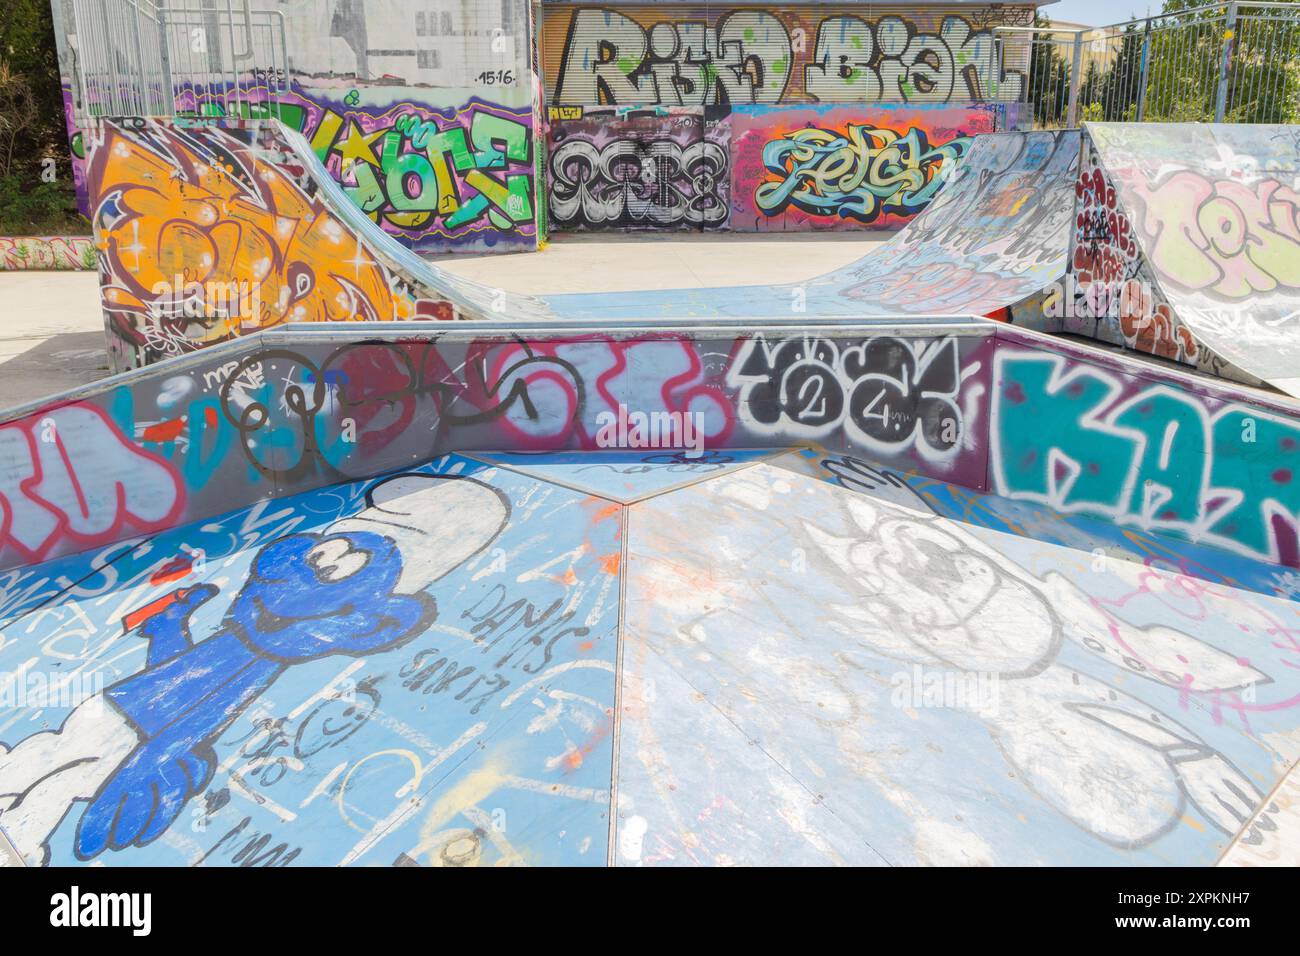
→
(0, 173, 79, 234)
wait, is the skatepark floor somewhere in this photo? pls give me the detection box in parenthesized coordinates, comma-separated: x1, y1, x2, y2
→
(0, 233, 888, 411)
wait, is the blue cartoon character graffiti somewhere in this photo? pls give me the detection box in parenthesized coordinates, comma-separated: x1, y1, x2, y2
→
(0, 473, 509, 864)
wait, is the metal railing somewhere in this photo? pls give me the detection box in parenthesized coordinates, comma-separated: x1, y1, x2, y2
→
(1000, 2, 1300, 128)
(68, 0, 289, 124)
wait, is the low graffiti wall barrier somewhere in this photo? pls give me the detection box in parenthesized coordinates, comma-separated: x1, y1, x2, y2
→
(0, 319, 988, 572)
(2, 320, 1298, 574)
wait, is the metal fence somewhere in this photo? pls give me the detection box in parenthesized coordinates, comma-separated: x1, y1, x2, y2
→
(68, 0, 289, 124)
(999, 1, 1300, 128)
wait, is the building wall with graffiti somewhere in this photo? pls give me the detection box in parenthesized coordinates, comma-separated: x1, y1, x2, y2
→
(546, 101, 1006, 233)
(50, 0, 540, 255)
(540, 3, 1036, 107)
(537, 3, 1029, 233)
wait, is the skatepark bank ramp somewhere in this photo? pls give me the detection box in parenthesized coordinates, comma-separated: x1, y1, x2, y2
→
(1063, 123, 1300, 396)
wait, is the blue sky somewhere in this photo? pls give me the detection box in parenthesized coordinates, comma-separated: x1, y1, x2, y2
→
(1041, 0, 1159, 27)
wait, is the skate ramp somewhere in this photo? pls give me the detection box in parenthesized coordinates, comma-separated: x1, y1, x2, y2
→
(90, 119, 556, 371)
(543, 130, 1081, 321)
(1079, 123, 1300, 395)
(90, 122, 1079, 372)
(1, 446, 1297, 866)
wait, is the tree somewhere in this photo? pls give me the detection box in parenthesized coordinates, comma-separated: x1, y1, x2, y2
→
(0, 0, 80, 232)
(1027, 14, 1071, 127)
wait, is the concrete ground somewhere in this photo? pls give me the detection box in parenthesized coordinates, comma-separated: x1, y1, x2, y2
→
(0, 232, 886, 411)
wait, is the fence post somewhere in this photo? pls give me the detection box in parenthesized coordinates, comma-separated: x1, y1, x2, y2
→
(1066, 30, 1084, 127)
(1215, 1, 1238, 122)
(1136, 19, 1153, 121)
(158, 4, 174, 115)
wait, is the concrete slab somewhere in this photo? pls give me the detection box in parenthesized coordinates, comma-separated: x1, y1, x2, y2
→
(0, 271, 109, 409)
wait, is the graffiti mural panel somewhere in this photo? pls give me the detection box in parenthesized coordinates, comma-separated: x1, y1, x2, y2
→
(0, 325, 993, 572)
(180, 90, 538, 254)
(728, 103, 998, 231)
(990, 337, 1300, 567)
(546, 105, 730, 231)
(542, 4, 1034, 107)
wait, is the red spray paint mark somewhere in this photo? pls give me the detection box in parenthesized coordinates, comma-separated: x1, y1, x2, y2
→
(149, 554, 193, 586)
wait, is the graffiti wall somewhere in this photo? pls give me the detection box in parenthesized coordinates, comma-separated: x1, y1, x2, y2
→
(88, 118, 559, 372)
(7, 313, 1300, 580)
(1061, 134, 1201, 369)
(0, 323, 994, 572)
(991, 332, 1300, 567)
(88, 120, 461, 371)
(50, 0, 539, 255)
(728, 102, 997, 231)
(0, 237, 95, 271)
(541, 3, 1035, 107)
(182, 92, 539, 253)
(545, 102, 1002, 233)
(546, 105, 731, 230)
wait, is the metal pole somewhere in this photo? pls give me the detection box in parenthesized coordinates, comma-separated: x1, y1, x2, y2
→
(1136, 18, 1152, 120)
(1066, 30, 1084, 127)
(1215, 1, 1239, 122)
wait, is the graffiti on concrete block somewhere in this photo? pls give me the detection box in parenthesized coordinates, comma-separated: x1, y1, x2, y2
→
(1064, 139, 1198, 365)
(547, 7, 1027, 106)
(993, 350, 1300, 563)
(547, 107, 729, 230)
(0, 404, 184, 564)
(727, 334, 966, 459)
(89, 119, 461, 368)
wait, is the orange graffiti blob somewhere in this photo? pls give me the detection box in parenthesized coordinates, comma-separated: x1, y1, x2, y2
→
(95, 124, 414, 347)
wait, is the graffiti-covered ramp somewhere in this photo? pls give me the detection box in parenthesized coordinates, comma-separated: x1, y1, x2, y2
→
(1079, 123, 1300, 396)
(542, 130, 1081, 321)
(92, 119, 558, 371)
(4, 447, 1299, 866)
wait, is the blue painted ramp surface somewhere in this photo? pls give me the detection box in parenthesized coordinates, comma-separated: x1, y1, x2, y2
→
(0, 455, 620, 866)
(544, 130, 1081, 321)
